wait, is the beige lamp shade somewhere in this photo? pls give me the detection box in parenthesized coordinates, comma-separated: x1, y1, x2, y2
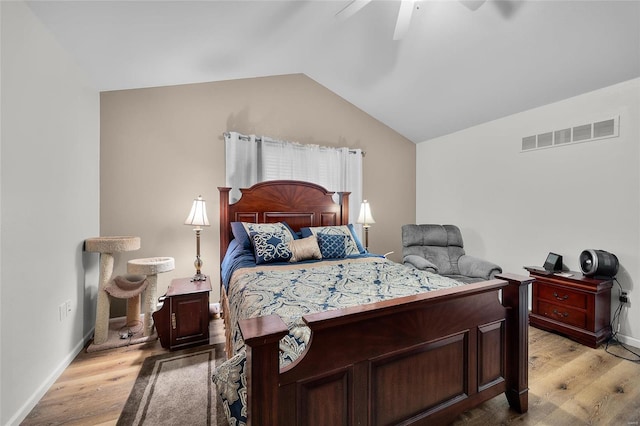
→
(357, 200, 375, 227)
(184, 195, 210, 228)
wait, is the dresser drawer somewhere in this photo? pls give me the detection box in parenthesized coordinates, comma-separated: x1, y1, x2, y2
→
(537, 300, 587, 329)
(537, 283, 587, 309)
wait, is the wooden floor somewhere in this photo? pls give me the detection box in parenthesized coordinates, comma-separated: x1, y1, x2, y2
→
(454, 328, 640, 425)
(23, 321, 640, 425)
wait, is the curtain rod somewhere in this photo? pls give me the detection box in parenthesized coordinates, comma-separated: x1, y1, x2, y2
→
(223, 132, 365, 156)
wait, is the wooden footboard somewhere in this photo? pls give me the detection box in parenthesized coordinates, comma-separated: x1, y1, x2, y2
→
(240, 274, 532, 426)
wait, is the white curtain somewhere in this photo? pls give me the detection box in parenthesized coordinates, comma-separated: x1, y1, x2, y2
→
(224, 132, 363, 225)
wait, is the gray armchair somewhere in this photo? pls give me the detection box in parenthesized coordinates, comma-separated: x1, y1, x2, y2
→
(402, 224, 502, 284)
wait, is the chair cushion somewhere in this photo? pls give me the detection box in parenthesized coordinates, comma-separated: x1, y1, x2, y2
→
(402, 224, 464, 248)
(402, 224, 466, 275)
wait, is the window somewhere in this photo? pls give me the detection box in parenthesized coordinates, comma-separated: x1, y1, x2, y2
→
(224, 132, 363, 224)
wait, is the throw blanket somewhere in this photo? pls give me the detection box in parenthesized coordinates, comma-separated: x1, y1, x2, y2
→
(214, 257, 465, 425)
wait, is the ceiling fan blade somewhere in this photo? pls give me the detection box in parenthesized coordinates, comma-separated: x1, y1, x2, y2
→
(393, 0, 415, 41)
(335, 0, 372, 21)
(459, 0, 487, 11)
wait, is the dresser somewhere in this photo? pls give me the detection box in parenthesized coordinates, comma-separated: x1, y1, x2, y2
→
(527, 268, 612, 348)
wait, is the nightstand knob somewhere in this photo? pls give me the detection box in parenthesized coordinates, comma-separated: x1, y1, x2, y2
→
(171, 313, 177, 329)
(553, 292, 569, 301)
(553, 309, 569, 318)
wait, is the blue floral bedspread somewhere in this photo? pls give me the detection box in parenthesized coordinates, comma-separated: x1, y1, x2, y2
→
(213, 257, 464, 425)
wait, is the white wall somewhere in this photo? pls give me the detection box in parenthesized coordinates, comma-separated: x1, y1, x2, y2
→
(0, 2, 100, 424)
(416, 78, 640, 346)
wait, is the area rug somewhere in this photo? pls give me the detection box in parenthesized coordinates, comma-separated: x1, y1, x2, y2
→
(117, 343, 227, 426)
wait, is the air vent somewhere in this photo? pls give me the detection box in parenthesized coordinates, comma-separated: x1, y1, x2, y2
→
(521, 116, 619, 152)
(594, 119, 615, 138)
(554, 128, 571, 144)
(573, 124, 591, 142)
(537, 132, 553, 148)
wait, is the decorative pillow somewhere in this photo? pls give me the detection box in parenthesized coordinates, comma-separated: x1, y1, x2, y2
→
(250, 231, 292, 264)
(233, 222, 297, 250)
(300, 225, 365, 255)
(231, 222, 252, 250)
(316, 233, 348, 259)
(289, 235, 322, 262)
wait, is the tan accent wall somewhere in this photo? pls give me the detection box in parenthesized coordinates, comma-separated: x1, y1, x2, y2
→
(101, 74, 415, 301)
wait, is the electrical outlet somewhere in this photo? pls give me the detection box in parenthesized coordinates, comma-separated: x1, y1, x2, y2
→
(58, 301, 72, 321)
(619, 292, 629, 304)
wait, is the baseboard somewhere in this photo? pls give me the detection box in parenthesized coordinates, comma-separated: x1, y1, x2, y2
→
(614, 332, 640, 349)
(6, 328, 94, 426)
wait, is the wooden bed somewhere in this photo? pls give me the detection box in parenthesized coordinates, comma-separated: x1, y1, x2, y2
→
(218, 180, 532, 426)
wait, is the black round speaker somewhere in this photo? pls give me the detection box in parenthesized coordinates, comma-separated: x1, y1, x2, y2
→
(579, 249, 619, 277)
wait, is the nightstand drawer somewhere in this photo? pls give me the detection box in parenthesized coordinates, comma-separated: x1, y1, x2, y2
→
(537, 283, 587, 309)
(537, 300, 587, 329)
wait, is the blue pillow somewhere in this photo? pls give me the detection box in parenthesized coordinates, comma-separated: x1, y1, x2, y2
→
(231, 222, 252, 250)
(250, 231, 292, 264)
(232, 221, 297, 251)
(317, 233, 348, 259)
(300, 225, 365, 255)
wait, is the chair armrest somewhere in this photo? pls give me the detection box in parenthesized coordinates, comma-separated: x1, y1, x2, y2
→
(458, 255, 502, 280)
(403, 255, 439, 273)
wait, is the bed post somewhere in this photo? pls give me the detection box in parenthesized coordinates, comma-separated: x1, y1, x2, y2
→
(338, 192, 350, 225)
(218, 187, 231, 264)
(498, 273, 534, 414)
(240, 315, 288, 426)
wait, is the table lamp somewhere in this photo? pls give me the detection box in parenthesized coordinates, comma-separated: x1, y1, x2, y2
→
(357, 200, 375, 251)
(184, 195, 210, 281)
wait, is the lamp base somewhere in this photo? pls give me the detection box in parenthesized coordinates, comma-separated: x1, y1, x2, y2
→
(192, 254, 206, 281)
(363, 225, 370, 252)
(191, 273, 207, 282)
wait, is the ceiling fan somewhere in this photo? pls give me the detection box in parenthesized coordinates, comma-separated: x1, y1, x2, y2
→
(336, 0, 488, 40)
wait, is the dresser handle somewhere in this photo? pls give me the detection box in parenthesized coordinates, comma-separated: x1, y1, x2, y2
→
(553, 309, 569, 318)
(171, 313, 177, 330)
(553, 292, 569, 301)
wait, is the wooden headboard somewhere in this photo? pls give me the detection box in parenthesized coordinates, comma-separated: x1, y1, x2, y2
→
(218, 180, 350, 262)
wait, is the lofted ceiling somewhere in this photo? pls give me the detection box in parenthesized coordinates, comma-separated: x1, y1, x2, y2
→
(26, 0, 640, 143)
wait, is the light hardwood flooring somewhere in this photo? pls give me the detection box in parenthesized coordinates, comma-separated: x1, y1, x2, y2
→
(454, 328, 640, 425)
(23, 321, 640, 425)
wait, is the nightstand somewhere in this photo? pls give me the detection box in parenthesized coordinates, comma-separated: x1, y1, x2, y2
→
(153, 276, 211, 350)
(527, 268, 612, 348)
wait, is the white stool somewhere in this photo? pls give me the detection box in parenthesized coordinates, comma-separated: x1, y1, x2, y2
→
(127, 257, 175, 337)
(85, 236, 141, 345)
